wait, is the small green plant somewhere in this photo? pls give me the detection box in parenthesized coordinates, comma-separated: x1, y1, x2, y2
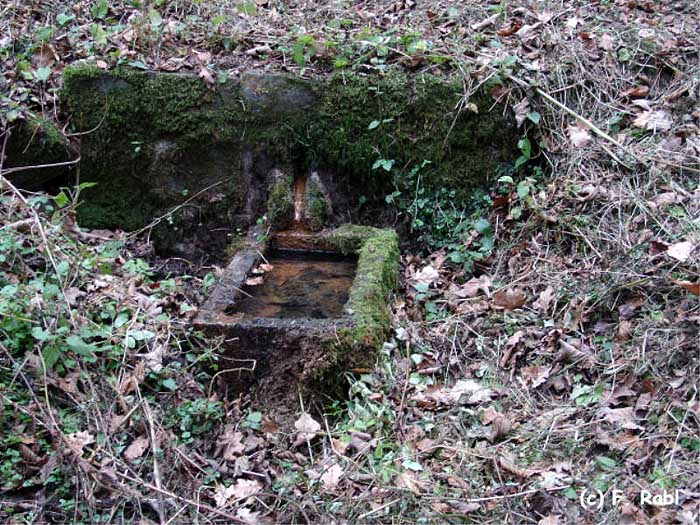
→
(241, 410, 263, 430)
(52, 181, 97, 210)
(383, 160, 494, 269)
(167, 399, 224, 444)
(292, 34, 316, 69)
(497, 165, 544, 220)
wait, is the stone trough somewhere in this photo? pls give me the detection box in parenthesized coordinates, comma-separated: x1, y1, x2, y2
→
(195, 224, 399, 400)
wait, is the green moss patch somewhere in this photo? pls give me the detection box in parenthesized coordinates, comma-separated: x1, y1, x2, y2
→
(318, 225, 399, 381)
(266, 176, 294, 229)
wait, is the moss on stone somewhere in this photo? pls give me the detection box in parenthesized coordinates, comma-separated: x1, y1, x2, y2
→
(59, 65, 517, 244)
(225, 232, 247, 259)
(266, 176, 294, 229)
(309, 72, 518, 199)
(4, 113, 71, 189)
(312, 225, 399, 387)
(322, 223, 378, 254)
(305, 180, 330, 231)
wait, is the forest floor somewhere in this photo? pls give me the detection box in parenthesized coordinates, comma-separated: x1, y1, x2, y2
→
(1, 0, 699, 523)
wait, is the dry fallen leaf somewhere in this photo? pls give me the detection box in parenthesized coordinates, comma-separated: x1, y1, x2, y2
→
(214, 479, 263, 507)
(512, 97, 530, 127)
(57, 372, 80, 395)
(192, 50, 215, 87)
(216, 426, 245, 461)
(598, 33, 615, 51)
(520, 365, 551, 388)
(666, 241, 694, 262)
(396, 471, 422, 495)
(497, 452, 539, 478)
(141, 345, 165, 373)
(448, 379, 495, 404)
(565, 16, 583, 29)
(598, 407, 644, 430)
(412, 265, 439, 287)
(497, 21, 522, 37)
(453, 502, 481, 514)
(65, 431, 95, 456)
(647, 192, 678, 209)
(481, 407, 512, 441)
(235, 507, 264, 525)
(294, 413, 321, 445)
(621, 85, 650, 99)
(124, 435, 149, 461)
(633, 110, 672, 132)
(532, 286, 556, 312)
(320, 463, 343, 490)
(568, 123, 593, 148)
(491, 415, 513, 441)
(596, 428, 642, 451)
(493, 288, 527, 310)
(449, 275, 492, 300)
(455, 300, 490, 315)
(471, 13, 499, 31)
(245, 276, 264, 286)
(670, 279, 700, 295)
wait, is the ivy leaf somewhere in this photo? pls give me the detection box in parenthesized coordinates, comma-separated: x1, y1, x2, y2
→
(617, 48, 631, 62)
(517, 137, 531, 159)
(42, 347, 60, 369)
(149, 9, 163, 26)
(372, 159, 394, 172)
(56, 13, 75, 26)
(237, 2, 257, 15)
(403, 460, 423, 471)
(516, 181, 530, 199)
(31, 327, 51, 341)
(527, 111, 541, 124)
(66, 335, 98, 356)
(130, 329, 155, 341)
(333, 57, 349, 68)
(91, 24, 107, 46)
(53, 191, 69, 208)
(128, 61, 148, 70)
(35, 67, 52, 83)
(474, 218, 492, 235)
(92, 0, 109, 19)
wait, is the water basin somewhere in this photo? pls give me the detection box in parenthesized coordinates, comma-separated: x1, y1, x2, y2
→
(233, 250, 357, 319)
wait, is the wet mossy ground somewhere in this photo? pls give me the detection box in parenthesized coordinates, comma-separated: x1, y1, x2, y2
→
(58, 65, 518, 253)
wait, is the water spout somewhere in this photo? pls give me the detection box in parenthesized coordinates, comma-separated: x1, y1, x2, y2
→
(293, 175, 306, 225)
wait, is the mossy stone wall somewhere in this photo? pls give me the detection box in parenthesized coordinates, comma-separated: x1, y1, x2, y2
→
(60, 64, 518, 253)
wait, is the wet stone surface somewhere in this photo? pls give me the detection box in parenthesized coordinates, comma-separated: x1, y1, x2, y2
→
(233, 250, 357, 319)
